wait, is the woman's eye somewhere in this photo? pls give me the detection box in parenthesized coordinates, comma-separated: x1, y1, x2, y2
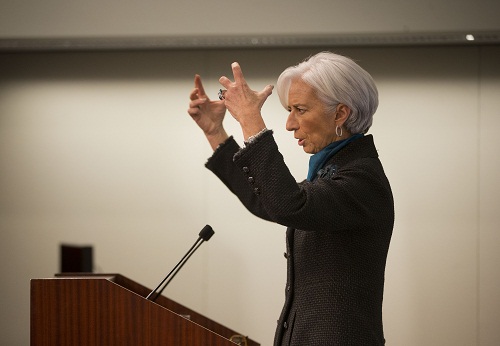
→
(289, 106, 306, 114)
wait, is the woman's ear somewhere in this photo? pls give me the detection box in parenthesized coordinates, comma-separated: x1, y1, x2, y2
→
(335, 103, 351, 126)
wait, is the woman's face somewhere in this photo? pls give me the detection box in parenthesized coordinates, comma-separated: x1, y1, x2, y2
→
(285, 78, 338, 154)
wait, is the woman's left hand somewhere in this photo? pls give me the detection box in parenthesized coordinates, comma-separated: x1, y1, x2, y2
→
(219, 62, 274, 139)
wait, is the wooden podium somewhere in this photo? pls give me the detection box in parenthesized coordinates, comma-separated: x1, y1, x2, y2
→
(31, 274, 260, 345)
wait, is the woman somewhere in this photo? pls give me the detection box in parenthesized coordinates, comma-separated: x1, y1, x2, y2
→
(187, 52, 394, 345)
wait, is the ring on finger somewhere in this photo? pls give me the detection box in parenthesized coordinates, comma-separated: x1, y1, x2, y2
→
(218, 89, 226, 100)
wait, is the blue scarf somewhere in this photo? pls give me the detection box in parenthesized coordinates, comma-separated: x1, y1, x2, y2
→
(306, 134, 364, 181)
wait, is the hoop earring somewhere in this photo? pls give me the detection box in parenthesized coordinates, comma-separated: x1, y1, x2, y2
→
(335, 126, 343, 137)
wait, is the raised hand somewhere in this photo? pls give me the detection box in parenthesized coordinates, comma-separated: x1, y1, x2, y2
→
(219, 63, 273, 140)
(187, 74, 229, 149)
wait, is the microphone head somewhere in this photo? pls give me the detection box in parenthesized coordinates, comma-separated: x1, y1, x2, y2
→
(199, 225, 215, 241)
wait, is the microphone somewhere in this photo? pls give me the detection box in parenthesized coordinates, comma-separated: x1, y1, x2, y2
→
(146, 225, 215, 302)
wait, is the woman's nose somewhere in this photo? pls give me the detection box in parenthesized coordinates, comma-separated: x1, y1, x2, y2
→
(286, 112, 298, 131)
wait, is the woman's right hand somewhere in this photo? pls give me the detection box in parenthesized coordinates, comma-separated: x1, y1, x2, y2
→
(188, 75, 228, 149)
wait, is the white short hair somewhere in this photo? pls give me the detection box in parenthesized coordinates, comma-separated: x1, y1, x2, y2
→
(277, 51, 378, 134)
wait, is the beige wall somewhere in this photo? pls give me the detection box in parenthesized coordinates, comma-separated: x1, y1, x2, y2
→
(0, 46, 499, 345)
(1, 0, 499, 39)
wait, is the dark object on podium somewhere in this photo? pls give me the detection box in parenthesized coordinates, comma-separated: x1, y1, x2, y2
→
(31, 273, 260, 346)
(60, 244, 93, 272)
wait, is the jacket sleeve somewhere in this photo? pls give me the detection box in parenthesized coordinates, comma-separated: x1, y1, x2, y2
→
(207, 131, 392, 232)
(205, 136, 274, 221)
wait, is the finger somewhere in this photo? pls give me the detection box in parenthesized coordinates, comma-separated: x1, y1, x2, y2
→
(189, 88, 208, 105)
(187, 105, 200, 117)
(218, 75, 233, 89)
(194, 74, 207, 97)
(231, 62, 245, 83)
(190, 98, 207, 109)
(187, 101, 206, 117)
(189, 87, 200, 101)
(261, 84, 274, 98)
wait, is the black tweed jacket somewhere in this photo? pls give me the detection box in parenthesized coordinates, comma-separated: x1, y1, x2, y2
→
(206, 131, 394, 346)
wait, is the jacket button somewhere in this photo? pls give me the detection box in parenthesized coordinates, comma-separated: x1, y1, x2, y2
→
(248, 176, 255, 184)
(254, 188, 261, 195)
(242, 167, 249, 173)
(284, 321, 288, 329)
